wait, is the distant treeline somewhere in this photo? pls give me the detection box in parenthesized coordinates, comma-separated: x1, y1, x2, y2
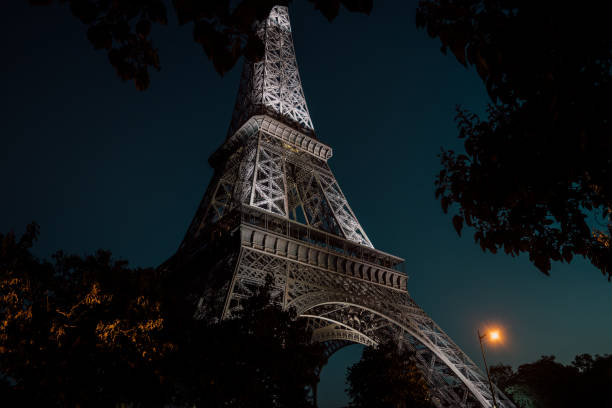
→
(491, 354, 612, 408)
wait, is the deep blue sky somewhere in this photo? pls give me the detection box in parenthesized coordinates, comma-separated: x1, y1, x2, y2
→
(2, 1, 611, 407)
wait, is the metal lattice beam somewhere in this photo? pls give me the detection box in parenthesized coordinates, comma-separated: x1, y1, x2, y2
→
(221, 244, 515, 408)
(228, 6, 314, 137)
(174, 5, 516, 408)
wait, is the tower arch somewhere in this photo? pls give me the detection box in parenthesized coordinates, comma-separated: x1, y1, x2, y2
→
(167, 5, 516, 407)
(297, 297, 498, 408)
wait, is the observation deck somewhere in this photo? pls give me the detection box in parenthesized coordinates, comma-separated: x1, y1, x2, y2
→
(200, 204, 408, 292)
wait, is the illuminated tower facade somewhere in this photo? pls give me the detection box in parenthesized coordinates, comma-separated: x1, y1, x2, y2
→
(170, 6, 515, 408)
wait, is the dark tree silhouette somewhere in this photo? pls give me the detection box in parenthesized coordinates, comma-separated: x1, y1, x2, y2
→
(0, 224, 324, 407)
(490, 354, 612, 408)
(488, 363, 513, 392)
(345, 340, 433, 408)
(0, 224, 171, 406)
(417, 0, 612, 278)
(168, 276, 325, 407)
(28, 0, 373, 90)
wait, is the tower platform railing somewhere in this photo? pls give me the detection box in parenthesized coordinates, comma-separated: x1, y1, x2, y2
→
(201, 204, 406, 275)
(238, 205, 405, 274)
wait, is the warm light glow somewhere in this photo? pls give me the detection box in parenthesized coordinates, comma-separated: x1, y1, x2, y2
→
(489, 330, 500, 341)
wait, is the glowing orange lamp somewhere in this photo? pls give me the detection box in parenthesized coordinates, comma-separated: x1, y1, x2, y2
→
(489, 330, 500, 341)
(478, 328, 501, 407)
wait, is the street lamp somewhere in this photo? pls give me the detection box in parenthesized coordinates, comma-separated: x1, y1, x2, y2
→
(478, 329, 500, 408)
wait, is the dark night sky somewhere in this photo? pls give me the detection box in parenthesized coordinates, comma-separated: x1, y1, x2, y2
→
(2, 1, 611, 407)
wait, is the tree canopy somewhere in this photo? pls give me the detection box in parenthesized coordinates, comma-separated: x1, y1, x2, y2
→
(345, 340, 433, 408)
(417, 0, 612, 278)
(490, 353, 612, 408)
(29, 0, 373, 90)
(0, 224, 324, 407)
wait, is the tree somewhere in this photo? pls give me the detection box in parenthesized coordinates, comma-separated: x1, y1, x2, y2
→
(489, 354, 612, 408)
(346, 340, 433, 408)
(417, 0, 612, 278)
(0, 224, 172, 406)
(509, 356, 578, 408)
(29, 0, 373, 90)
(168, 276, 325, 407)
(0, 224, 324, 407)
(488, 363, 513, 391)
(570, 353, 612, 408)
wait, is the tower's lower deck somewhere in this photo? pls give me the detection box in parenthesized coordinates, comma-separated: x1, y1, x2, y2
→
(182, 204, 515, 408)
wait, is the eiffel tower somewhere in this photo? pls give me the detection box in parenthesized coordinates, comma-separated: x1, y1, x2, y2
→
(169, 6, 515, 408)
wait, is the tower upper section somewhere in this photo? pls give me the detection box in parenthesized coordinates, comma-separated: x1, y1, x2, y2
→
(227, 6, 315, 138)
(179, 5, 375, 256)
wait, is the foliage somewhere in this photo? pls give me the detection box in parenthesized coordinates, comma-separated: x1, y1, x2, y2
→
(346, 340, 433, 408)
(0, 223, 170, 406)
(490, 354, 612, 408)
(0, 224, 324, 407)
(417, 0, 612, 278)
(169, 276, 325, 407)
(29, 0, 373, 90)
(488, 363, 513, 391)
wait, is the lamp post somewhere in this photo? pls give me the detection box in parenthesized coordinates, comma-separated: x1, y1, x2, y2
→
(478, 329, 499, 408)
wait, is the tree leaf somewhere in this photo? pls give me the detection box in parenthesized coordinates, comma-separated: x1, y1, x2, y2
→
(452, 215, 464, 236)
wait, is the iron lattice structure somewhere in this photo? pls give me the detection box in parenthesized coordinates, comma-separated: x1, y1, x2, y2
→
(173, 6, 515, 408)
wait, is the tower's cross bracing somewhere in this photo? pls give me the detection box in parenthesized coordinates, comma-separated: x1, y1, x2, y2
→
(228, 6, 314, 138)
(171, 6, 516, 408)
